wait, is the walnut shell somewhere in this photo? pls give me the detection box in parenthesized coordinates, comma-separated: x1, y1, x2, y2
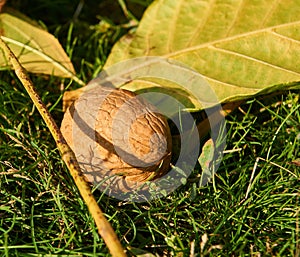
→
(61, 86, 172, 189)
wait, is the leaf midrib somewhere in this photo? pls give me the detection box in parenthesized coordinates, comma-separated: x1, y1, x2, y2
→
(2, 36, 84, 85)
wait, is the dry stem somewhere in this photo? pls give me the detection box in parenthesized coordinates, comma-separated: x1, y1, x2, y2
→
(0, 36, 127, 257)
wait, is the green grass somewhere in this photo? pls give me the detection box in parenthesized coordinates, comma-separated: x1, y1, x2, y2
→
(1, 1, 299, 256)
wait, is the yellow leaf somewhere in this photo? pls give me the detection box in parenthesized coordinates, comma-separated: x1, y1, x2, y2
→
(0, 12, 76, 79)
(105, 0, 300, 110)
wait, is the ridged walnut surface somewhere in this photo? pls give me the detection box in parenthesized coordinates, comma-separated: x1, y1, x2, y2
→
(61, 87, 172, 187)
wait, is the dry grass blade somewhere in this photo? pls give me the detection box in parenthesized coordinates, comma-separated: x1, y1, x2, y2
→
(0, 36, 127, 257)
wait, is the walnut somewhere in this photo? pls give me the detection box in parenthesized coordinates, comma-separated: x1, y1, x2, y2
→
(61, 86, 172, 191)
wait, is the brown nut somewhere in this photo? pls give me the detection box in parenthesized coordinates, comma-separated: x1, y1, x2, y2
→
(61, 86, 172, 188)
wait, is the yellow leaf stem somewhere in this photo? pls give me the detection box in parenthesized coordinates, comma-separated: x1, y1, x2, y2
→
(0, 36, 127, 257)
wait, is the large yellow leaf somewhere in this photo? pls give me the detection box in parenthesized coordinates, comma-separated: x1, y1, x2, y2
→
(104, 0, 300, 110)
(0, 12, 77, 79)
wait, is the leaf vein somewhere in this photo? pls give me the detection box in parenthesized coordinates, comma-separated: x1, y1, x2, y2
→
(271, 30, 300, 44)
(225, 0, 245, 37)
(260, 0, 281, 28)
(166, 20, 300, 59)
(167, 0, 183, 53)
(3, 19, 42, 50)
(210, 45, 300, 76)
(2, 36, 84, 85)
(186, 0, 217, 47)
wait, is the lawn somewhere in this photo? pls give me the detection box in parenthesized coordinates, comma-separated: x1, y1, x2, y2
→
(0, 1, 299, 256)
